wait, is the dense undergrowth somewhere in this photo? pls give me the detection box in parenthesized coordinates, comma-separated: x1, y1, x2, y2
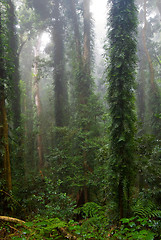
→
(0, 134, 161, 239)
(0, 200, 161, 239)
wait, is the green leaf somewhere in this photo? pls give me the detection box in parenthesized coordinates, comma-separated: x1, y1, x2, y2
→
(24, 222, 34, 227)
(146, 232, 155, 240)
(129, 221, 136, 227)
(121, 218, 130, 223)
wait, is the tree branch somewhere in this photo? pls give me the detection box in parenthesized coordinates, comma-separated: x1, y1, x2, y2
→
(0, 216, 25, 225)
(17, 39, 28, 57)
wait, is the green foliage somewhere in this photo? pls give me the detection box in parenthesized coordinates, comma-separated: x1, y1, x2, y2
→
(136, 135, 161, 205)
(74, 202, 102, 219)
(23, 217, 66, 239)
(70, 202, 109, 239)
(17, 3, 42, 37)
(111, 217, 156, 240)
(133, 199, 161, 219)
(70, 202, 160, 240)
(46, 125, 103, 202)
(21, 173, 76, 221)
(0, 0, 14, 88)
(0, 189, 22, 215)
(6, 217, 66, 239)
(107, 0, 137, 217)
(132, 198, 161, 237)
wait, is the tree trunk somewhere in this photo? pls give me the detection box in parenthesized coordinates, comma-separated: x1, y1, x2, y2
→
(70, 0, 82, 59)
(0, 92, 12, 191)
(22, 41, 35, 171)
(83, 0, 91, 72)
(8, 0, 21, 130)
(33, 41, 44, 170)
(52, 0, 68, 129)
(142, 0, 155, 90)
(137, 53, 146, 133)
(0, 11, 12, 191)
(108, 0, 137, 218)
(67, 0, 93, 206)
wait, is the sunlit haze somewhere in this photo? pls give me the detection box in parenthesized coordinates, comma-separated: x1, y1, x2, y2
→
(91, 0, 107, 41)
(40, 1, 107, 56)
(40, 32, 51, 52)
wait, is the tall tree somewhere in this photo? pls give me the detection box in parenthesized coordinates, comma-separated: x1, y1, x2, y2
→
(107, 0, 137, 218)
(7, 0, 25, 190)
(0, 4, 12, 191)
(83, 0, 91, 73)
(33, 39, 44, 170)
(52, 0, 68, 129)
(8, 0, 21, 130)
(142, 0, 161, 138)
(69, 0, 82, 59)
(70, 0, 95, 204)
(26, 0, 69, 141)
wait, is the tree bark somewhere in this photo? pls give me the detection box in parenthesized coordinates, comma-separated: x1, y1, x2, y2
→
(52, 0, 68, 129)
(0, 92, 12, 191)
(83, 0, 91, 72)
(0, 11, 12, 191)
(137, 52, 146, 133)
(70, 0, 82, 59)
(8, 0, 21, 130)
(142, 0, 155, 90)
(67, 0, 93, 206)
(33, 41, 44, 170)
(0, 216, 25, 225)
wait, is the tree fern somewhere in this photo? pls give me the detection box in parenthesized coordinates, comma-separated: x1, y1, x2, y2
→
(133, 199, 161, 219)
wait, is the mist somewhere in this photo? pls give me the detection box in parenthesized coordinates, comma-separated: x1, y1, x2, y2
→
(0, 0, 161, 238)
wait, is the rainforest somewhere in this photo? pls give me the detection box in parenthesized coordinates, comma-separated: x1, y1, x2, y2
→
(0, 0, 161, 239)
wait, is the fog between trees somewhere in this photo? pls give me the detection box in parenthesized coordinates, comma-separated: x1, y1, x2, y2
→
(0, 0, 161, 239)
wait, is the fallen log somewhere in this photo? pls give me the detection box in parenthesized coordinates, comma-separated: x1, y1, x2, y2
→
(0, 216, 25, 225)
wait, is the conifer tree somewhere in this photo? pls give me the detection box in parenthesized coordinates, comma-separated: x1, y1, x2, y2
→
(107, 0, 137, 218)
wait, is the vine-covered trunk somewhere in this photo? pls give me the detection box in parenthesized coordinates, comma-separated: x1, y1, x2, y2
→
(108, 0, 137, 218)
(70, 0, 82, 59)
(68, 0, 93, 205)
